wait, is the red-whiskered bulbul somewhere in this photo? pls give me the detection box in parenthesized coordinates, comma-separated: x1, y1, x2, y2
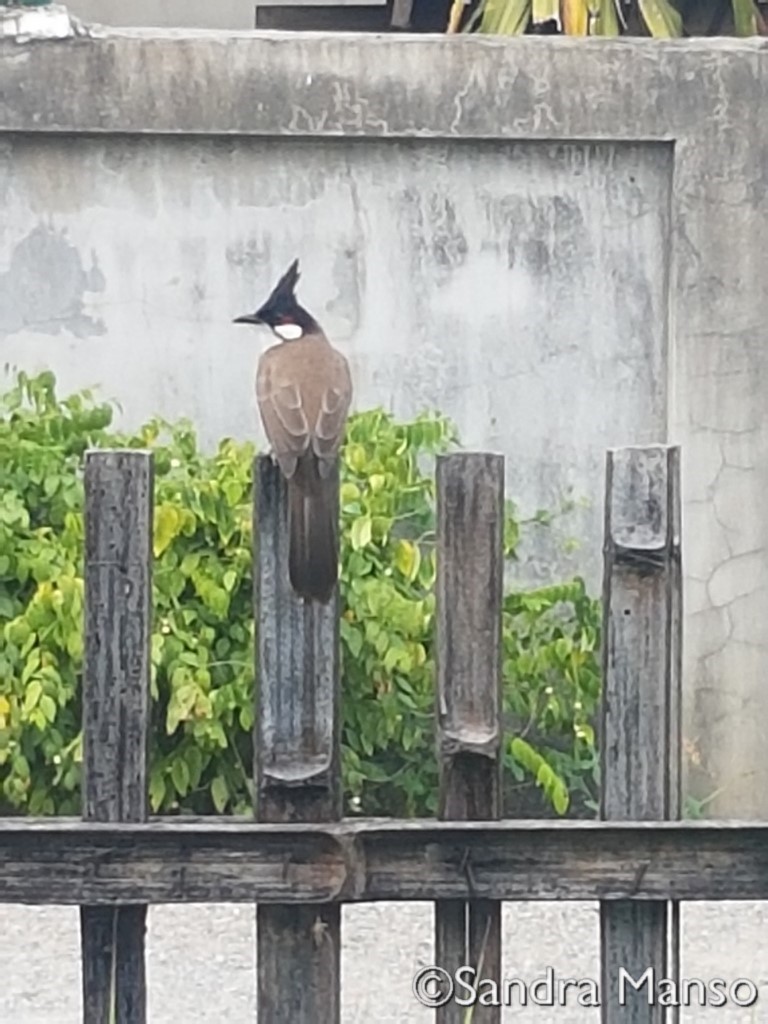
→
(233, 259, 352, 604)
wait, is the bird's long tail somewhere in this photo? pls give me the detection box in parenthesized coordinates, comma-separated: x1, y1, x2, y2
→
(287, 459, 338, 604)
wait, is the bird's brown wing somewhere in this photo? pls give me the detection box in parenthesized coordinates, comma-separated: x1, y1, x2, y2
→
(311, 351, 353, 477)
(256, 355, 311, 478)
(257, 343, 352, 604)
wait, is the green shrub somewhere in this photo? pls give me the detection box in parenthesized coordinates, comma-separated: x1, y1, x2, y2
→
(0, 370, 601, 818)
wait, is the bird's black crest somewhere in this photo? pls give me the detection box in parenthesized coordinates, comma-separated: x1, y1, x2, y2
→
(263, 258, 300, 308)
(234, 256, 319, 334)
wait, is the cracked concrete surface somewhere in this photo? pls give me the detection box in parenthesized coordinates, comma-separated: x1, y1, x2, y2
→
(2, 902, 767, 1022)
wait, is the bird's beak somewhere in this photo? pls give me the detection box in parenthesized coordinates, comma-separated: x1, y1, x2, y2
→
(232, 313, 262, 325)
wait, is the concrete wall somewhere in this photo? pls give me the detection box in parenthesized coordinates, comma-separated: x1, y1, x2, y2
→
(66, 0, 258, 30)
(1, 21, 767, 817)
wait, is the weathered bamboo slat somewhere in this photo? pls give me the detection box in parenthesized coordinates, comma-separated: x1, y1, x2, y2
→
(80, 450, 153, 1024)
(254, 455, 342, 1024)
(3, 818, 767, 904)
(599, 446, 682, 1024)
(435, 452, 504, 1024)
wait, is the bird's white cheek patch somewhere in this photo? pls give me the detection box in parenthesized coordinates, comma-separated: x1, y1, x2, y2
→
(274, 323, 303, 341)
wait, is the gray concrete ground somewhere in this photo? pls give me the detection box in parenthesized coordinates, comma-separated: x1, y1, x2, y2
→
(3, 902, 766, 1022)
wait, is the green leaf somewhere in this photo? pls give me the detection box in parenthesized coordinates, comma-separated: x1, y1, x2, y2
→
(394, 539, 421, 583)
(211, 775, 229, 813)
(223, 570, 237, 593)
(185, 745, 204, 789)
(223, 481, 243, 506)
(39, 694, 57, 723)
(21, 649, 41, 686)
(509, 736, 571, 816)
(555, 637, 572, 660)
(345, 443, 367, 473)
(340, 481, 361, 506)
(171, 757, 190, 797)
(551, 778, 570, 816)
(23, 679, 43, 714)
(350, 515, 373, 551)
(341, 619, 363, 658)
(166, 702, 181, 736)
(732, 0, 757, 35)
(476, 0, 530, 33)
(28, 707, 47, 730)
(638, 0, 683, 36)
(180, 552, 201, 576)
(153, 503, 182, 557)
(149, 771, 166, 812)
(593, 0, 620, 34)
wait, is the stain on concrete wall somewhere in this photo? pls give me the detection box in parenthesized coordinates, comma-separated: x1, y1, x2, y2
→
(0, 224, 106, 338)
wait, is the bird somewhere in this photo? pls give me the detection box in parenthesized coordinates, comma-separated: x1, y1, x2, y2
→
(233, 259, 353, 603)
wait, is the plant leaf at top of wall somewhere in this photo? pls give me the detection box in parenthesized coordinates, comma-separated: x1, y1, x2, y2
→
(455, 0, 765, 37)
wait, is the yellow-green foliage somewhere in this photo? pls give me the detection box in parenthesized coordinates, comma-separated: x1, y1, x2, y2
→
(0, 371, 601, 818)
(469, 0, 761, 37)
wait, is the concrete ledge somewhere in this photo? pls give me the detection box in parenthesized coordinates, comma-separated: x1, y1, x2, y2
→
(0, 30, 767, 137)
